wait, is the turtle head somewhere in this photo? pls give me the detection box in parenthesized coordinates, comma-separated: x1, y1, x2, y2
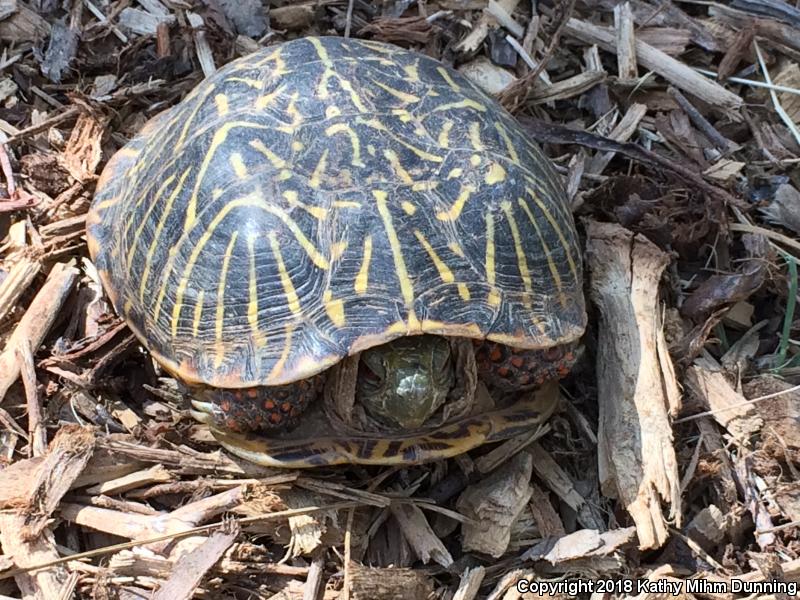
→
(357, 335, 454, 430)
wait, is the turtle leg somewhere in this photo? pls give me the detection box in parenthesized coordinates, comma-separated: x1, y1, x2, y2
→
(189, 376, 324, 433)
(474, 341, 580, 393)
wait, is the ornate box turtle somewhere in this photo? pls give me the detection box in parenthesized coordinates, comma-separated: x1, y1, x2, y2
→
(87, 36, 586, 467)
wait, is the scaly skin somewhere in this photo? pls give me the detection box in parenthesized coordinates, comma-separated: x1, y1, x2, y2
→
(192, 336, 579, 444)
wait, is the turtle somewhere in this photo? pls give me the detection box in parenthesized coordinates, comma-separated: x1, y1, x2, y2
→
(86, 36, 586, 468)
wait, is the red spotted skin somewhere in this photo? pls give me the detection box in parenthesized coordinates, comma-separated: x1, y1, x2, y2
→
(195, 376, 324, 433)
(198, 342, 578, 433)
(473, 341, 578, 393)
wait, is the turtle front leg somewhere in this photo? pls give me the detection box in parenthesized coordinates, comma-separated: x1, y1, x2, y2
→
(474, 341, 580, 393)
(189, 376, 324, 433)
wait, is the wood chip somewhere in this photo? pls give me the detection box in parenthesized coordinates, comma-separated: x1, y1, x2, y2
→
(0, 261, 79, 404)
(614, 2, 637, 81)
(458, 452, 533, 558)
(391, 500, 453, 567)
(348, 563, 434, 600)
(586, 221, 681, 549)
(564, 17, 743, 113)
(151, 522, 239, 600)
(686, 360, 764, 440)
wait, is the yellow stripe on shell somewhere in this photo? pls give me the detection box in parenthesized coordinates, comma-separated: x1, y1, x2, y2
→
(374, 190, 414, 304)
(403, 63, 420, 82)
(215, 231, 239, 368)
(225, 77, 264, 89)
(176, 84, 216, 150)
(499, 200, 533, 307)
(284, 190, 327, 220)
(229, 152, 248, 178)
(357, 118, 442, 162)
(326, 123, 364, 167)
(495, 122, 520, 164)
(468, 122, 483, 151)
(309, 148, 329, 188)
(214, 94, 229, 116)
(138, 167, 192, 304)
(485, 162, 506, 185)
(413, 229, 454, 284)
(170, 195, 263, 337)
(247, 234, 266, 346)
(401, 201, 416, 215)
(433, 99, 486, 113)
(185, 121, 271, 230)
(517, 197, 566, 307)
(282, 92, 303, 129)
(254, 84, 288, 111)
(335, 75, 369, 113)
(192, 289, 205, 337)
(308, 36, 332, 64)
(354, 235, 373, 295)
(330, 240, 348, 260)
(373, 80, 420, 104)
(436, 185, 475, 221)
(436, 67, 461, 92)
(249, 139, 286, 169)
(485, 211, 500, 306)
(412, 181, 438, 192)
(265, 203, 329, 269)
(333, 200, 361, 209)
(268, 231, 302, 315)
(268, 324, 294, 380)
(125, 173, 176, 270)
(323, 289, 345, 327)
(384, 149, 413, 184)
(525, 186, 579, 285)
(438, 120, 453, 148)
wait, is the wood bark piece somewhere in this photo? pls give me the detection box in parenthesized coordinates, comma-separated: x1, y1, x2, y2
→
(0, 256, 40, 323)
(0, 261, 79, 404)
(348, 563, 434, 600)
(455, 0, 520, 53)
(1, 426, 94, 539)
(527, 442, 602, 529)
(527, 481, 566, 537)
(0, 426, 93, 599)
(457, 451, 533, 558)
(390, 500, 453, 567)
(686, 361, 763, 441)
(614, 2, 637, 81)
(563, 17, 743, 113)
(85, 464, 175, 496)
(17, 338, 46, 457)
(586, 102, 647, 175)
(0, 514, 69, 599)
(453, 566, 485, 600)
(523, 527, 637, 565)
(586, 221, 681, 549)
(59, 111, 107, 182)
(527, 70, 605, 104)
(151, 522, 239, 600)
(284, 489, 327, 557)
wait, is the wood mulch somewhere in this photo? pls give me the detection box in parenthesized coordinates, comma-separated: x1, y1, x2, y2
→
(1, 1, 799, 598)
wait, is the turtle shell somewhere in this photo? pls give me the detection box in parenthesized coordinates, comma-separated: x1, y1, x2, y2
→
(87, 36, 586, 389)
